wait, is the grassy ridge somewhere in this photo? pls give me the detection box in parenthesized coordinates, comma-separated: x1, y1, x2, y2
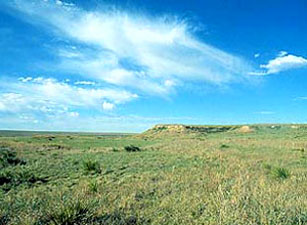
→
(0, 125, 306, 224)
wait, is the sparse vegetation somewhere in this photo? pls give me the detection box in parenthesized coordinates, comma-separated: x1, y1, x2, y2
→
(0, 124, 306, 224)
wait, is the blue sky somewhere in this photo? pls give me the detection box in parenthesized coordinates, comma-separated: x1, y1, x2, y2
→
(0, 0, 306, 132)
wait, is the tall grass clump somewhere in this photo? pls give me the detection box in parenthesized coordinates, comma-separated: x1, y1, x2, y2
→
(0, 168, 47, 192)
(88, 180, 98, 193)
(0, 147, 26, 169)
(35, 198, 98, 225)
(271, 167, 290, 179)
(83, 160, 101, 174)
(264, 164, 290, 179)
(35, 197, 148, 225)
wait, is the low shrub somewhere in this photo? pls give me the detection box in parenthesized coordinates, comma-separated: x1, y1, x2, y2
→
(124, 145, 141, 152)
(112, 148, 119, 152)
(220, 144, 230, 149)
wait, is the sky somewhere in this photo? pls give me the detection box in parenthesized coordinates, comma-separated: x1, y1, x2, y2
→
(0, 0, 306, 132)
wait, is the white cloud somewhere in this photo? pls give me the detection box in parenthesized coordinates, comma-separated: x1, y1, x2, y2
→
(58, 49, 82, 58)
(255, 111, 275, 115)
(295, 96, 307, 100)
(0, 102, 6, 111)
(0, 77, 137, 115)
(261, 53, 307, 74)
(254, 53, 260, 58)
(278, 51, 288, 57)
(7, 0, 253, 96)
(18, 77, 32, 82)
(102, 101, 115, 111)
(164, 79, 176, 87)
(68, 111, 79, 117)
(250, 51, 307, 75)
(74, 81, 96, 85)
(55, 0, 63, 6)
(55, 0, 74, 7)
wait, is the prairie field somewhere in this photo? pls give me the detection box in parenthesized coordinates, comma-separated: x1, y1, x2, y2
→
(0, 125, 306, 225)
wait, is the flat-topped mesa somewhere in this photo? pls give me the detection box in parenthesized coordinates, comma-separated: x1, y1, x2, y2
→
(144, 124, 237, 136)
(139, 124, 307, 138)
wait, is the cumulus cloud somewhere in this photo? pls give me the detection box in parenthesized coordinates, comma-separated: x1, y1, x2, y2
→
(261, 52, 307, 74)
(0, 77, 137, 115)
(250, 51, 307, 75)
(5, 0, 253, 96)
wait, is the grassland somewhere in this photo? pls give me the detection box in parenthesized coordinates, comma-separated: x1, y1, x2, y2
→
(0, 124, 306, 224)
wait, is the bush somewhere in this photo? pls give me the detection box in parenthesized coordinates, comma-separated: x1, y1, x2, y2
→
(83, 160, 101, 174)
(0, 147, 26, 168)
(124, 145, 141, 152)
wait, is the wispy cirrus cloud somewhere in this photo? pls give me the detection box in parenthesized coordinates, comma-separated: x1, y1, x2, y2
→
(250, 51, 307, 75)
(4, 0, 253, 96)
(294, 96, 307, 101)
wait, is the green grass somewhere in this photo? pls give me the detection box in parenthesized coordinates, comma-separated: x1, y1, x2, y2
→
(0, 125, 306, 224)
